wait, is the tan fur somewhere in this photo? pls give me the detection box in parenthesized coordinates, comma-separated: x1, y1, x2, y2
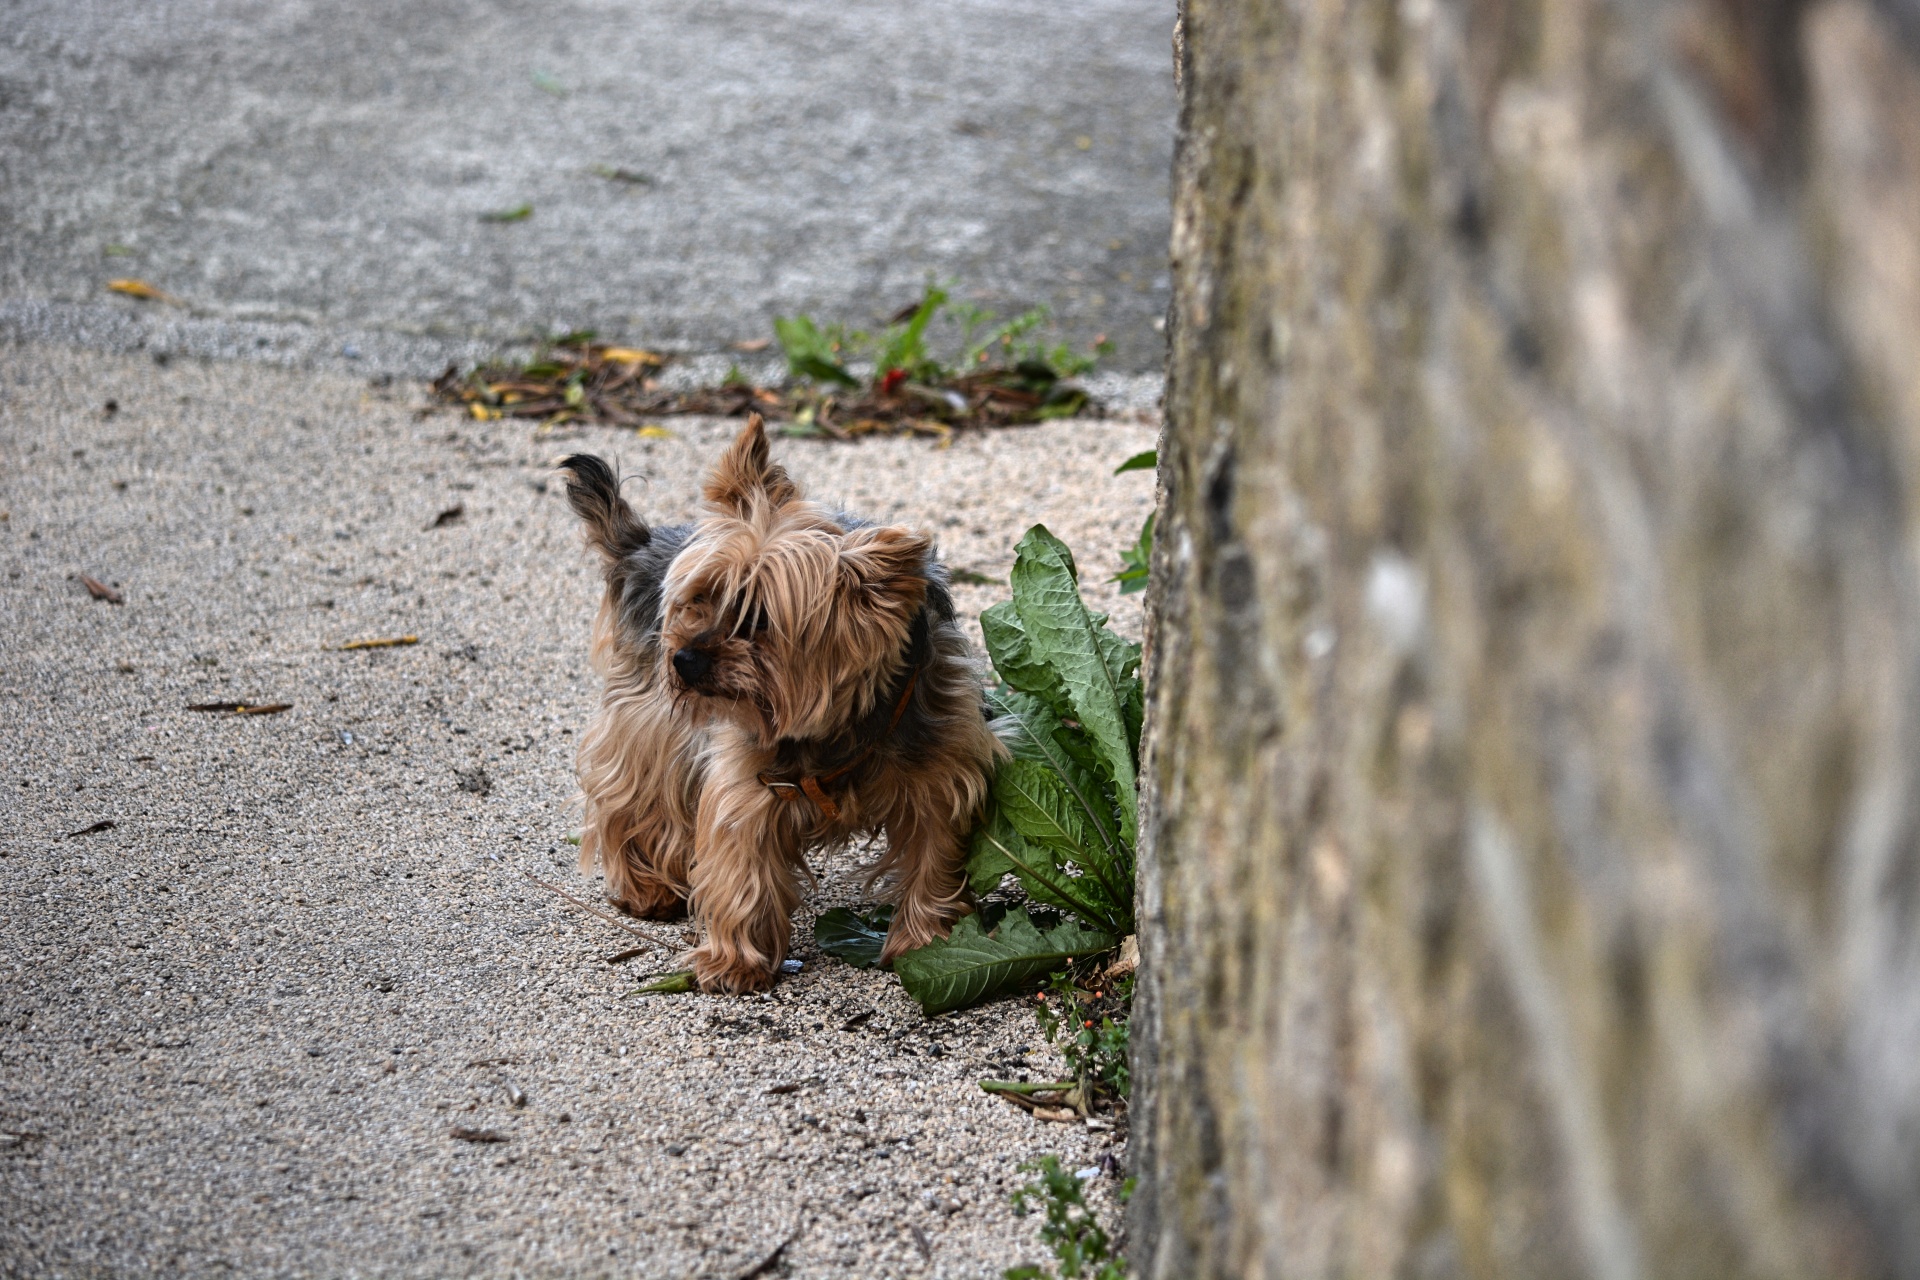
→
(566, 417, 1003, 993)
(576, 596, 701, 918)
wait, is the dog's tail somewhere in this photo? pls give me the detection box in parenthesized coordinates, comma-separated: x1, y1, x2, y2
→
(558, 454, 651, 564)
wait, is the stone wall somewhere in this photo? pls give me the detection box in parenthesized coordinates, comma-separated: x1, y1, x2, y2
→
(1134, 0, 1920, 1274)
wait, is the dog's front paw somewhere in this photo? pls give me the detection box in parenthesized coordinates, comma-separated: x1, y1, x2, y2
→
(690, 944, 777, 994)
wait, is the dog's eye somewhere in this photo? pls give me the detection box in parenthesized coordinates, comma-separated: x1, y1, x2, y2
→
(737, 604, 770, 638)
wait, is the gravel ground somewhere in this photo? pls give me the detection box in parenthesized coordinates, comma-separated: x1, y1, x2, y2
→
(0, 341, 1154, 1278)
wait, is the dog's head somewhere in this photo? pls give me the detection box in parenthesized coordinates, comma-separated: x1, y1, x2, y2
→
(661, 415, 931, 743)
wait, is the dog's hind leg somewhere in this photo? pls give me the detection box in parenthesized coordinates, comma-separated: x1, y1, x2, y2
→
(874, 799, 971, 964)
(576, 670, 700, 920)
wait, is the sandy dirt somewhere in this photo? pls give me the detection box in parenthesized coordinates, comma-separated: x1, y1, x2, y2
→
(0, 341, 1155, 1278)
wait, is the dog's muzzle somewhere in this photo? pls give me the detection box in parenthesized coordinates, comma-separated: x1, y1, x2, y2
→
(672, 646, 713, 686)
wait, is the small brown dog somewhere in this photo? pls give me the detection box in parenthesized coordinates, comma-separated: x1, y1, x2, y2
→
(560, 417, 1001, 992)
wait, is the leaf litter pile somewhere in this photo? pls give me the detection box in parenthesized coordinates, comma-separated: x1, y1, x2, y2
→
(430, 283, 1111, 440)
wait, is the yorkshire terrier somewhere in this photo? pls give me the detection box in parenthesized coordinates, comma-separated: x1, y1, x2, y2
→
(559, 416, 1002, 993)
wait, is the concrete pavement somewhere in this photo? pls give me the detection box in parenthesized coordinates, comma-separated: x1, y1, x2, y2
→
(0, 0, 1175, 373)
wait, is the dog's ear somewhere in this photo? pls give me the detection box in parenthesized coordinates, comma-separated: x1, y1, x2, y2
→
(703, 414, 799, 516)
(558, 454, 651, 564)
(839, 525, 932, 605)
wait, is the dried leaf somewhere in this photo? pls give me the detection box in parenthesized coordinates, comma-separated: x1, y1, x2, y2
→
(338, 636, 419, 650)
(636, 425, 674, 439)
(730, 338, 772, 352)
(469, 403, 498, 421)
(80, 575, 123, 603)
(63, 819, 116, 839)
(449, 1126, 508, 1144)
(600, 347, 662, 366)
(106, 279, 177, 303)
(428, 505, 465, 529)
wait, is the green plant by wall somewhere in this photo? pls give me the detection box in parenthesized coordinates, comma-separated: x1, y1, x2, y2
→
(1004, 1155, 1134, 1280)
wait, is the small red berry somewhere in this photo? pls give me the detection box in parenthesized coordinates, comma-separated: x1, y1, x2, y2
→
(880, 368, 908, 394)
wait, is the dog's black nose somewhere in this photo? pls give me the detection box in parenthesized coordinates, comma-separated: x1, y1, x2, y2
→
(672, 647, 712, 684)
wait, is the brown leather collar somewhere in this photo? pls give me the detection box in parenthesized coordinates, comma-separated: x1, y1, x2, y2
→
(757, 669, 918, 822)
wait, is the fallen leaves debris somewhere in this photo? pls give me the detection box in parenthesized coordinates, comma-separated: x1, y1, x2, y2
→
(338, 635, 419, 650)
(449, 1126, 508, 1144)
(764, 1082, 801, 1096)
(80, 575, 123, 603)
(434, 341, 741, 430)
(63, 819, 116, 839)
(186, 702, 293, 715)
(601, 946, 649, 965)
(430, 334, 1096, 436)
(428, 505, 464, 529)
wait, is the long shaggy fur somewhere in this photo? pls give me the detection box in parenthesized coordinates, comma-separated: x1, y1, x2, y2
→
(559, 417, 1002, 993)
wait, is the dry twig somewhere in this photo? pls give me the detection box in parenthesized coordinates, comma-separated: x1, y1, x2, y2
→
(519, 869, 663, 947)
(733, 1209, 806, 1280)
